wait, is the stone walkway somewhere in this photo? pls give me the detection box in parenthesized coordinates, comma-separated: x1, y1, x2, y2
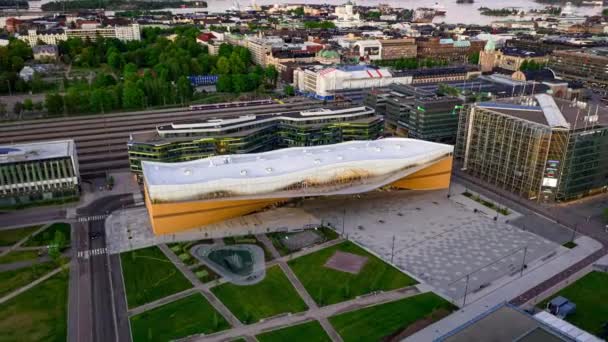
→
(0, 223, 51, 258)
(258, 234, 343, 342)
(405, 235, 603, 341)
(0, 264, 67, 304)
(158, 243, 243, 329)
(187, 286, 421, 342)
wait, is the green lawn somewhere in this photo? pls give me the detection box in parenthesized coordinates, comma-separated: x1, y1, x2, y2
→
(130, 293, 230, 341)
(24, 223, 71, 247)
(120, 246, 193, 308)
(329, 292, 456, 342)
(256, 320, 331, 342)
(211, 265, 308, 324)
(0, 261, 58, 297)
(537, 271, 608, 336)
(0, 225, 41, 246)
(288, 241, 416, 306)
(0, 270, 69, 342)
(191, 264, 219, 283)
(0, 250, 41, 264)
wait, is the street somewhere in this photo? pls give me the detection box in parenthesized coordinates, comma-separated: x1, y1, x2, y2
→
(70, 194, 133, 342)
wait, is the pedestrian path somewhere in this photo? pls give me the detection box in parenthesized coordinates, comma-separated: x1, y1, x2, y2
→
(77, 247, 107, 259)
(405, 235, 603, 341)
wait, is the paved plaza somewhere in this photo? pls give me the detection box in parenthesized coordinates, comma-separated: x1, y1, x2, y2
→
(304, 189, 562, 301)
(105, 182, 563, 301)
(105, 206, 321, 254)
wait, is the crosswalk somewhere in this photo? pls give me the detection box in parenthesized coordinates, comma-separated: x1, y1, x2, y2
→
(77, 215, 108, 223)
(77, 247, 107, 259)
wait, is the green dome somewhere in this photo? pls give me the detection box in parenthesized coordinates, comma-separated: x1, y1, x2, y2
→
(319, 50, 340, 59)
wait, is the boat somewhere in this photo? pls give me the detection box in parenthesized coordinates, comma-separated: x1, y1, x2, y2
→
(413, 7, 436, 22)
(433, 2, 447, 15)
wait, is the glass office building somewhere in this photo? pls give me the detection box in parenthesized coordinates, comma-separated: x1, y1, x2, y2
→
(128, 106, 384, 176)
(456, 95, 608, 202)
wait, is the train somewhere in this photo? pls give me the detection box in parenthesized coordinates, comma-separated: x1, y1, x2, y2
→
(189, 99, 275, 111)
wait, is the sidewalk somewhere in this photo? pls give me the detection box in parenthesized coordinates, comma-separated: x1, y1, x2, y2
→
(405, 235, 603, 341)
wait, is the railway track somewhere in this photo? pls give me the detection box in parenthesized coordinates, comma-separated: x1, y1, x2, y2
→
(0, 98, 330, 176)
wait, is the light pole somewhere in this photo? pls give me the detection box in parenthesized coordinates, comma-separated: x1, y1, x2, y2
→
(520, 246, 528, 277)
(570, 223, 578, 243)
(341, 207, 346, 236)
(462, 274, 470, 307)
(390, 235, 395, 264)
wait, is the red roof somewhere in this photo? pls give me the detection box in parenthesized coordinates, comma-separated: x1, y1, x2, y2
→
(197, 33, 216, 42)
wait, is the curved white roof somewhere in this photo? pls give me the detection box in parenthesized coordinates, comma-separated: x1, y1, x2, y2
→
(143, 138, 451, 186)
(143, 138, 453, 203)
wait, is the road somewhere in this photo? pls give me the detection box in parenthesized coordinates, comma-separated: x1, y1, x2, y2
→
(0, 206, 66, 229)
(69, 194, 133, 342)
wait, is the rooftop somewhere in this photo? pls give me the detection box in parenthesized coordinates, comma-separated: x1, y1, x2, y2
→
(438, 304, 573, 342)
(142, 138, 452, 186)
(0, 140, 75, 164)
(155, 106, 376, 132)
(477, 95, 608, 129)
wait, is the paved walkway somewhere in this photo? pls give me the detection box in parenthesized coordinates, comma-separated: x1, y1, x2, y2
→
(0, 223, 50, 257)
(405, 235, 603, 341)
(158, 244, 243, 329)
(0, 264, 66, 304)
(0, 249, 71, 272)
(258, 234, 343, 342)
(186, 286, 421, 342)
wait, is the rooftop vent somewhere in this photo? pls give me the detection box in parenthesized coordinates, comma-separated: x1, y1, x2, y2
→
(184, 169, 192, 176)
(240, 170, 248, 176)
(265, 167, 273, 173)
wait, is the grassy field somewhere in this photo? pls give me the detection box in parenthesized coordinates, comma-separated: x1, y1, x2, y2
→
(211, 266, 308, 324)
(0, 250, 41, 264)
(24, 222, 71, 247)
(288, 241, 416, 306)
(0, 261, 58, 297)
(537, 271, 608, 336)
(0, 270, 69, 342)
(329, 292, 456, 342)
(256, 320, 331, 342)
(120, 246, 193, 308)
(130, 293, 230, 341)
(0, 225, 41, 246)
(191, 264, 219, 284)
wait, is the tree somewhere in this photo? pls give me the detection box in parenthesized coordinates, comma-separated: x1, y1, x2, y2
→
(232, 74, 247, 93)
(216, 74, 232, 92)
(216, 56, 231, 75)
(264, 65, 279, 87)
(468, 51, 480, 65)
(48, 230, 66, 261)
(23, 98, 33, 111)
(284, 84, 295, 96)
(0, 101, 6, 118)
(45, 93, 64, 116)
(218, 43, 233, 58)
(107, 51, 124, 70)
(13, 101, 23, 116)
(176, 76, 193, 104)
(122, 81, 145, 109)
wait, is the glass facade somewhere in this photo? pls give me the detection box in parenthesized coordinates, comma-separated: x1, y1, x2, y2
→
(0, 157, 79, 207)
(128, 112, 384, 175)
(456, 104, 608, 202)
